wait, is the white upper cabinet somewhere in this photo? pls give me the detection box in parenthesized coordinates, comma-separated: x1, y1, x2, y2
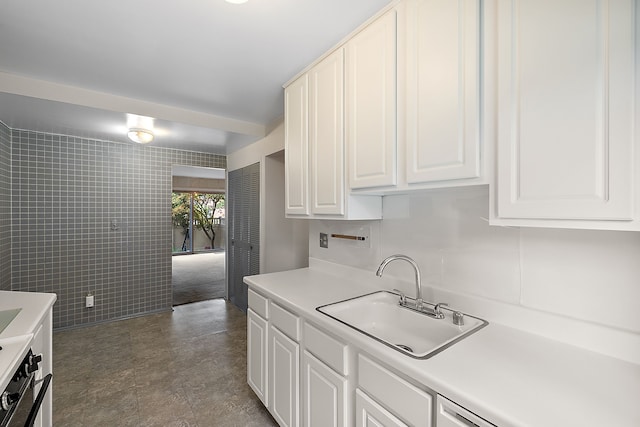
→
(404, 0, 481, 184)
(347, 9, 398, 190)
(284, 44, 382, 219)
(310, 49, 345, 216)
(285, 75, 310, 216)
(495, 0, 636, 223)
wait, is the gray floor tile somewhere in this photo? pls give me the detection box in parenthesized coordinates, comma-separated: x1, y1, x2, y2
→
(52, 299, 277, 426)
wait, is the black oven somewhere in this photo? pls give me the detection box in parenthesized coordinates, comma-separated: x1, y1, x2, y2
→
(0, 350, 52, 427)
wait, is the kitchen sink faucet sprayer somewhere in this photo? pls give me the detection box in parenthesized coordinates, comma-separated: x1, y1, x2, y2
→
(376, 254, 423, 310)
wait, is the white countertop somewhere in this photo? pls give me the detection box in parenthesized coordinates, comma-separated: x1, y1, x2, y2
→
(0, 290, 56, 391)
(0, 291, 57, 340)
(244, 266, 640, 427)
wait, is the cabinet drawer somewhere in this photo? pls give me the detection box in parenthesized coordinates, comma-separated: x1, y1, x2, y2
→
(356, 389, 408, 427)
(436, 395, 495, 427)
(271, 302, 301, 341)
(303, 322, 348, 376)
(248, 288, 269, 319)
(358, 354, 432, 427)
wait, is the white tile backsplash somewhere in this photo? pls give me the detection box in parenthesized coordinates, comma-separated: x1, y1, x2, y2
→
(309, 185, 640, 339)
(309, 220, 381, 270)
(520, 227, 640, 332)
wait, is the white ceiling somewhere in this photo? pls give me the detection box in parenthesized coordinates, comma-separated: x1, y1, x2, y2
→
(0, 0, 391, 154)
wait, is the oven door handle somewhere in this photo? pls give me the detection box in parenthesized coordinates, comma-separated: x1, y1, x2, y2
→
(24, 373, 52, 427)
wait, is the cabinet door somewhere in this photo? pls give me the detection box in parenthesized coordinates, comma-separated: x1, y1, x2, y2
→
(355, 389, 409, 427)
(270, 326, 300, 427)
(405, 0, 480, 184)
(347, 10, 397, 189)
(496, 0, 634, 220)
(228, 163, 260, 312)
(248, 309, 268, 405)
(310, 49, 345, 215)
(303, 351, 347, 427)
(285, 74, 310, 215)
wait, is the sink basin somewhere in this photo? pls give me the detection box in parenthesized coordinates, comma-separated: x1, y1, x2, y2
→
(316, 291, 487, 359)
(0, 308, 21, 335)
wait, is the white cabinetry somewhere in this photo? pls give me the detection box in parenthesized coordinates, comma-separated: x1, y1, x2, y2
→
(270, 302, 301, 427)
(347, 0, 486, 192)
(247, 289, 269, 405)
(358, 354, 433, 427)
(303, 351, 347, 427)
(284, 75, 309, 216)
(302, 322, 349, 427)
(347, 9, 398, 190)
(285, 49, 382, 220)
(404, 0, 481, 184)
(247, 286, 446, 427)
(436, 395, 496, 427)
(493, 0, 637, 228)
(247, 309, 268, 405)
(270, 326, 300, 427)
(309, 49, 345, 216)
(356, 389, 408, 427)
(285, 0, 486, 201)
(248, 290, 303, 426)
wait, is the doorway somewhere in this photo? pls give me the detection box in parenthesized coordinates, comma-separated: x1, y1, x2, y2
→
(172, 192, 225, 254)
(171, 166, 226, 306)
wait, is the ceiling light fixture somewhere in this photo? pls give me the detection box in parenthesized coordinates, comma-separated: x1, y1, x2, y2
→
(127, 128, 154, 144)
(225, 0, 248, 4)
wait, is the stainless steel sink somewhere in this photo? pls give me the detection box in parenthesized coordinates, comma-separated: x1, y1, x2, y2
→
(317, 291, 487, 359)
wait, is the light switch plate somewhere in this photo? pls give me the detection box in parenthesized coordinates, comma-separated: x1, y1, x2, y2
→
(319, 233, 328, 248)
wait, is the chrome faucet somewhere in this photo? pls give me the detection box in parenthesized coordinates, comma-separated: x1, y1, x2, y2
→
(376, 254, 423, 310)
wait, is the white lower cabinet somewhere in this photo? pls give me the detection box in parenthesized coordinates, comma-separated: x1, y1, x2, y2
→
(303, 351, 348, 427)
(356, 389, 408, 427)
(358, 354, 433, 427)
(436, 395, 495, 427)
(247, 308, 268, 405)
(249, 289, 503, 427)
(270, 324, 300, 427)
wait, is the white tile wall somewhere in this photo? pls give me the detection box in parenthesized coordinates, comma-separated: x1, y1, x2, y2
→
(309, 186, 640, 336)
(520, 228, 640, 332)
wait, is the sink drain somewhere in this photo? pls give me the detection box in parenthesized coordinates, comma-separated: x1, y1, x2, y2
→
(396, 344, 414, 353)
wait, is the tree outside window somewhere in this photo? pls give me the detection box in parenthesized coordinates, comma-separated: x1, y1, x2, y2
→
(172, 192, 225, 251)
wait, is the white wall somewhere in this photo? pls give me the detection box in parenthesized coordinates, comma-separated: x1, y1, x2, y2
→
(227, 121, 309, 274)
(264, 151, 309, 273)
(227, 121, 287, 171)
(309, 185, 640, 362)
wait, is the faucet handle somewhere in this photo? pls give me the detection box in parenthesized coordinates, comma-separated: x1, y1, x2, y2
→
(433, 303, 448, 319)
(392, 289, 406, 306)
(453, 311, 464, 326)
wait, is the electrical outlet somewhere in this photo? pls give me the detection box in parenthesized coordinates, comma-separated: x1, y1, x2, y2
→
(319, 233, 328, 248)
